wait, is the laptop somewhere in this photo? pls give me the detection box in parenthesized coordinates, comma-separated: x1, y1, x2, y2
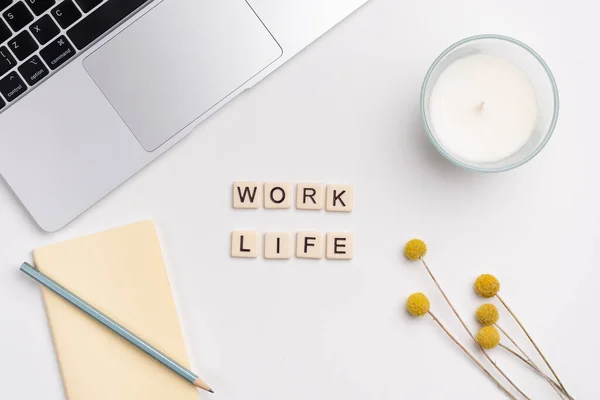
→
(0, 0, 369, 231)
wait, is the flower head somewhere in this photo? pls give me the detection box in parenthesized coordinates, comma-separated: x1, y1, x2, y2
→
(405, 239, 427, 260)
(474, 274, 500, 298)
(476, 304, 499, 326)
(477, 326, 500, 349)
(406, 292, 430, 317)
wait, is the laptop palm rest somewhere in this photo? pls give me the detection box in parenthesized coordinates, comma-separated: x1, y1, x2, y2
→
(83, 0, 282, 151)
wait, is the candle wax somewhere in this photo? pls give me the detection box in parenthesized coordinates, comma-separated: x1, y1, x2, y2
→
(428, 54, 538, 163)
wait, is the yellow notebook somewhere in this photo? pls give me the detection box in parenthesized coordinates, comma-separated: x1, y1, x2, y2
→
(33, 221, 197, 400)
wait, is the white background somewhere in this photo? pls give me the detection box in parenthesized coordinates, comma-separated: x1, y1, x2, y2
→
(0, 0, 597, 398)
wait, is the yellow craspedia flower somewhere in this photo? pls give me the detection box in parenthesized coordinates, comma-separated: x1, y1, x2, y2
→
(405, 239, 427, 260)
(477, 326, 500, 349)
(474, 274, 500, 298)
(406, 292, 430, 317)
(476, 304, 499, 326)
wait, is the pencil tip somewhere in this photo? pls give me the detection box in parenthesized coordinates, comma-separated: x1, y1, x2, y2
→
(193, 377, 213, 393)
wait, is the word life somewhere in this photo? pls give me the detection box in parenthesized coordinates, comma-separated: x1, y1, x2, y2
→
(233, 182, 354, 212)
(231, 231, 354, 260)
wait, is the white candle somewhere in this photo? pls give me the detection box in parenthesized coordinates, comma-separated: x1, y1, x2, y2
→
(428, 54, 538, 163)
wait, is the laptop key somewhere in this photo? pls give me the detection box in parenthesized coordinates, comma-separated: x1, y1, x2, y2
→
(0, 95, 5, 109)
(73, 0, 100, 13)
(0, 45, 16, 76)
(51, 0, 81, 29)
(67, 0, 148, 50)
(8, 30, 38, 60)
(0, 71, 27, 102)
(3, 2, 34, 32)
(0, 19, 11, 44)
(30, 14, 60, 44)
(0, 0, 11, 12)
(24, 0, 54, 16)
(39, 35, 74, 70)
(18, 54, 48, 85)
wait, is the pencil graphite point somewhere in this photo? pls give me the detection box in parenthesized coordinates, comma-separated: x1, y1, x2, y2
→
(193, 377, 213, 393)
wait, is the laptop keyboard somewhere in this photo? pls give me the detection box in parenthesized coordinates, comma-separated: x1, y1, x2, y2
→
(0, 0, 149, 112)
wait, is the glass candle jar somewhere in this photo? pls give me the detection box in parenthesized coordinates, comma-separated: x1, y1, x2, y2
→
(421, 34, 559, 172)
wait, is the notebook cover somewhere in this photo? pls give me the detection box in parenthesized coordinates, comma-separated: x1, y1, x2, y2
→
(33, 221, 197, 400)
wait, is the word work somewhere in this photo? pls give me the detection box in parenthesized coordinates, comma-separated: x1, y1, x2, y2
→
(233, 182, 354, 212)
(231, 232, 354, 260)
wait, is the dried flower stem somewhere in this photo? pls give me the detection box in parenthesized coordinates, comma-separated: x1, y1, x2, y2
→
(496, 324, 569, 399)
(428, 311, 517, 400)
(420, 258, 530, 399)
(496, 294, 570, 398)
(499, 345, 538, 373)
(499, 344, 567, 399)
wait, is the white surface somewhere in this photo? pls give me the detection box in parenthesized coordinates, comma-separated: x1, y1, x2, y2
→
(0, 0, 597, 398)
(429, 54, 538, 163)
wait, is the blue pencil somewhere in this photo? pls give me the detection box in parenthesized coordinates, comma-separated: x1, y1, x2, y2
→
(20, 262, 213, 393)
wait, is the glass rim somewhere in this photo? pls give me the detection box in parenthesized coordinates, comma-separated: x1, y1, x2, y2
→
(420, 34, 560, 173)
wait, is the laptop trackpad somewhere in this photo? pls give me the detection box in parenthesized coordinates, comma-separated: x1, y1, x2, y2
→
(84, 0, 282, 151)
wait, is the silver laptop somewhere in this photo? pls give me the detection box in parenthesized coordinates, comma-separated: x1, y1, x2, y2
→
(0, 0, 368, 231)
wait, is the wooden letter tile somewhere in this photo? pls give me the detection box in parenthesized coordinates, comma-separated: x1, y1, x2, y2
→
(296, 183, 324, 210)
(264, 182, 291, 209)
(264, 232, 292, 259)
(296, 232, 323, 259)
(326, 184, 354, 212)
(231, 231, 258, 258)
(233, 182, 260, 209)
(326, 232, 354, 260)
